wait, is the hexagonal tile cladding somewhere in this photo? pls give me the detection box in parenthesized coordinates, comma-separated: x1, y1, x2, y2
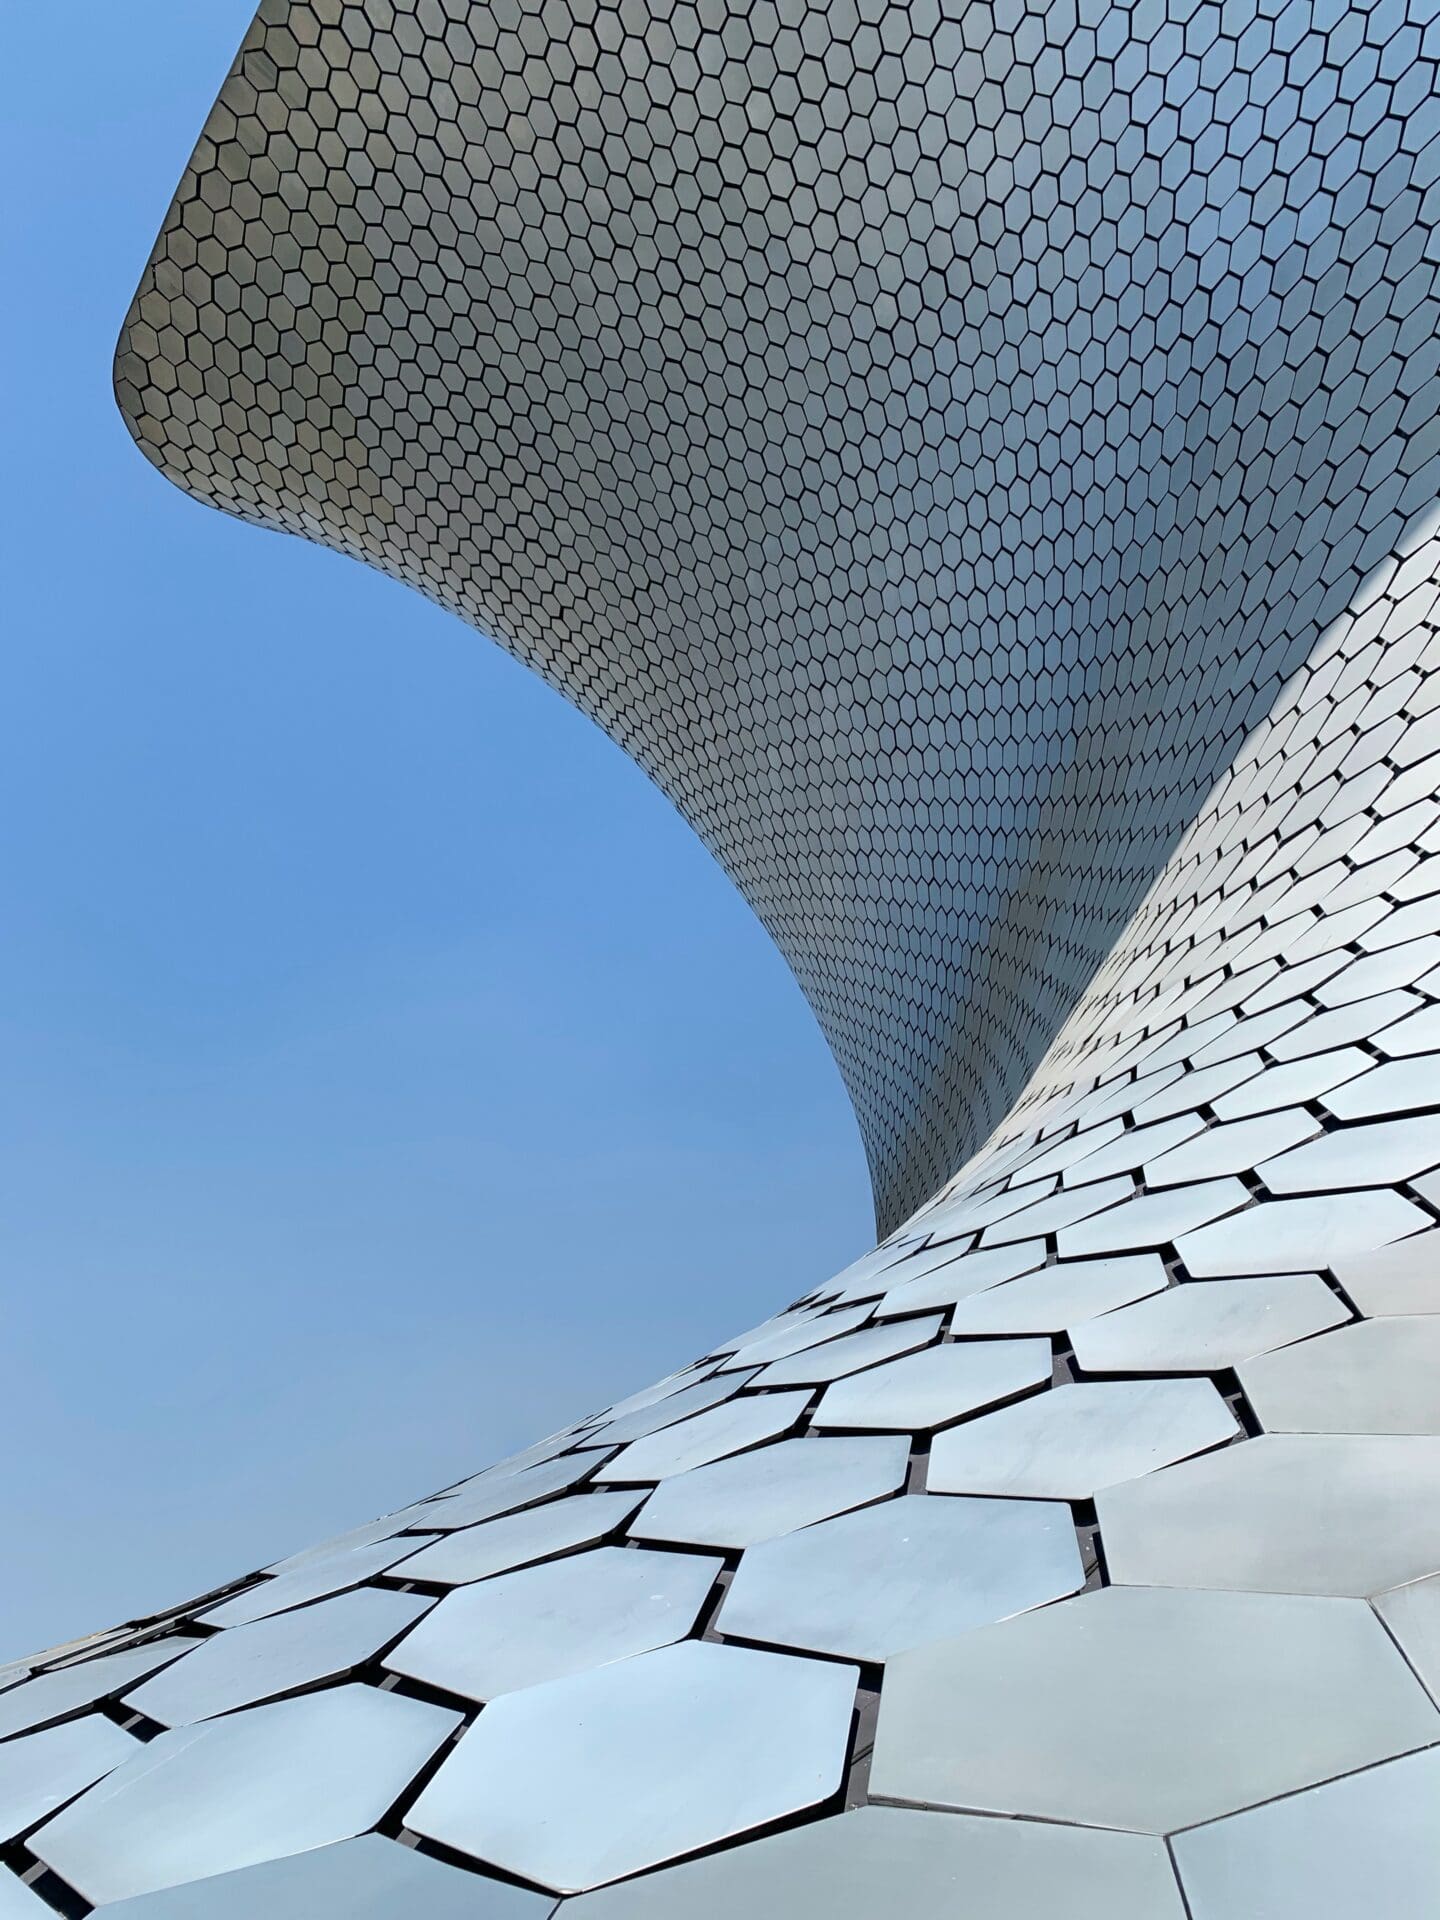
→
(83, 1834, 553, 1919)
(869, 1587, 1440, 1833)
(583, 1373, 756, 1446)
(390, 1490, 644, 1586)
(936, 1256, 1170, 1336)
(564, 1805, 1185, 1920)
(0, 1717, 140, 1844)
(197, 1539, 427, 1627)
(630, 1435, 909, 1550)
(1097, 1435, 1440, 1597)
(28, 1687, 460, 1906)
(811, 1339, 1051, 1432)
(116, 0, 1440, 1238)
(1238, 1317, 1440, 1435)
(1332, 1232, 1440, 1316)
(1172, 1747, 1440, 1920)
(0, 1638, 203, 1741)
(122, 1587, 433, 1727)
(749, 1314, 943, 1389)
(717, 1494, 1083, 1663)
(402, 1451, 614, 1535)
(1069, 1274, 1349, 1375)
(927, 1380, 1238, 1500)
(1175, 1193, 1430, 1277)
(405, 1640, 856, 1893)
(595, 1394, 811, 1483)
(383, 1546, 721, 1702)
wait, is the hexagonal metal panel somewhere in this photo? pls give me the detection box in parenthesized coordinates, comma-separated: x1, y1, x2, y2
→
(406, 1640, 856, 1893)
(870, 1587, 1439, 1833)
(718, 1493, 1083, 1662)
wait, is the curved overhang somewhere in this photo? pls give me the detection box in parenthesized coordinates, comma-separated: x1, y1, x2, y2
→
(112, 0, 1440, 1229)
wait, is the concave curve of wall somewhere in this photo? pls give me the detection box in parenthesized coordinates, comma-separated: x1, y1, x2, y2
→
(113, 0, 1440, 1229)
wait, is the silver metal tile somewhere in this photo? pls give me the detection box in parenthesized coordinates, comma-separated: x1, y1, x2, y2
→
(90, 1834, 554, 1918)
(1257, 1114, 1440, 1194)
(0, 1874, 47, 1918)
(874, 1241, 1047, 1316)
(198, 1539, 422, 1628)
(1144, 1112, 1318, 1188)
(0, 1716, 140, 1843)
(870, 1586, 1440, 1832)
(586, 1374, 754, 1444)
(1375, 1000, 1440, 1057)
(405, 1640, 855, 1893)
(1322, 1055, 1440, 1120)
(1335, 1230, 1440, 1314)
(0, 1638, 203, 1741)
(717, 1493, 1083, 1662)
(1176, 1192, 1430, 1276)
(1070, 1275, 1349, 1374)
(383, 1545, 720, 1700)
(1059, 1182, 1250, 1259)
(1098, 1434, 1440, 1596)
(29, 1686, 460, 1906)
(631, 1435, 909, 1549)
(123, 1588, 433, 1726)
(813, 1339, 1052, 1431)
(942, 1256, 1170, 1335)
(1172, 1746, 1440, 1920)
(1239, 1317, 1440, 1435)
(979, 1176, 1138, 1248)
(928, 1380, 1238, 1500)
(1374, 1572, 1440, 1707)
(564, 1804, 1185, 1920)
(408, 1452, 613, 1533)
(391, 1491, 644, 1586)
(1210, 1048, 1372, 1121)
(717, 1311, 871, 1371)
(750, 1314, 942, 1388)
(1266, 989, 1424, 1060)
(596, 1394, 811, 1483)
(1057, 1115, 1205, 1186)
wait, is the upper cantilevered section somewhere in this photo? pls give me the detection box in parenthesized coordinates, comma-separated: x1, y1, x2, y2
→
(115, 0, 1440, 1228)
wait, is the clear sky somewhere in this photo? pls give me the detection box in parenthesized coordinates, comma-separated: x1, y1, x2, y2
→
(0, 5, 871, 1661)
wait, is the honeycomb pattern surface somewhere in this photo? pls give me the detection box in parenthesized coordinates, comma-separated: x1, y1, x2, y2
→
(5, 1, 1440, 1915)
(114, 0, 1440, 1227)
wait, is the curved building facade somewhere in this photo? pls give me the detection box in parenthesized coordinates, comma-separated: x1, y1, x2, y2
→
(3, 1, 1439, 1913)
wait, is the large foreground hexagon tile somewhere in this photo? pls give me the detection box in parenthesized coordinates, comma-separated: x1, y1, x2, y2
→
(869, 1587, 1439, 1833)
(564, 1805, 1185, 1919)
(1172, 1747, 1440, 1920)
(405, 1639, 856, 1893)
(1238, 1316, 1440, 1435)
(28, 1687, 461, 1906)
(1097, 1435, 1440, 1596)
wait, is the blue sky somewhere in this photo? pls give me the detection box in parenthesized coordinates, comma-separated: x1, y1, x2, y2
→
(0, 5, 870, 1660)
